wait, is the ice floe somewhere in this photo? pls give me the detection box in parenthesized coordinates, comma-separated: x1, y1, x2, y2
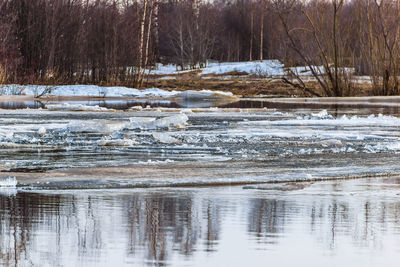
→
(64, 120, 127, 134)
(126, 114, 189, 130)
(152, 132, 180, 144)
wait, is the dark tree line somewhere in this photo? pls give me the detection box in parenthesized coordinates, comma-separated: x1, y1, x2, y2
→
(1, 0, 400, 95)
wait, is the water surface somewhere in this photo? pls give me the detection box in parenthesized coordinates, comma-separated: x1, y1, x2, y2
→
(1, 179, 400, 266)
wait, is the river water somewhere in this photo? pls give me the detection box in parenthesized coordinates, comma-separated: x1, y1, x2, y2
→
(1, 178, 400, 267)
(1, 99, 400, 266)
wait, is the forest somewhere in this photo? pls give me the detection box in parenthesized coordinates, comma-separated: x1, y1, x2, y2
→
(1, 0, 400, 96)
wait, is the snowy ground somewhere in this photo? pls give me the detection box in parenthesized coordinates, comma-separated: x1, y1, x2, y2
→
(0, 105, 400, 189)
(150, 60, 356, 78)
(150, 60, 284, 76)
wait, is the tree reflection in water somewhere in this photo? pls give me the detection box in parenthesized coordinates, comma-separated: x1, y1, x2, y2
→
(0, 185, 399, 266)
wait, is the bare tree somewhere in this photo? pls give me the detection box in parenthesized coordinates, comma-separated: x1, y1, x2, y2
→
(273, 0, 353, 96)
(357, 0, 400, 95)
(0, 0, 20, 83)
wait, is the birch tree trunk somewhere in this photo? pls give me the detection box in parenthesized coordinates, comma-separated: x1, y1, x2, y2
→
(140, 0, 154, 88)
(153, 0, 159, 61)
(136, 0, 147, 88)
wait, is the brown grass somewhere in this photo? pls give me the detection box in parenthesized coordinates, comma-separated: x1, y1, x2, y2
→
(145, 74, 376, 97)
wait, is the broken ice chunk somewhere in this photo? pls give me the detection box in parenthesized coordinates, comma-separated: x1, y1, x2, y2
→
(38, 127, 46, 136)
(127, 114, 189, 130)
(152, 132, 179, 144)
(321, 139, 343, 147)
(64, 120, 126, 133)
(153, 114, 188, 129)
(97, 138, 138, 146)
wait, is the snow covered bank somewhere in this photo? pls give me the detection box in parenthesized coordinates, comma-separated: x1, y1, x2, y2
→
(0, 85, 178, 97)
(0, 84, 237, 99)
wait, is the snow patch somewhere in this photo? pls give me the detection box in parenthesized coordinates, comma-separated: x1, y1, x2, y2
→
(290, 65, 354, 76)
(150, 60, 285, 76)
(201, 60, 284, 76)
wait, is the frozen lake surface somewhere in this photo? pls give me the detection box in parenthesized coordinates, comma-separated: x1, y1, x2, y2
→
(1, 99, 400, 266)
